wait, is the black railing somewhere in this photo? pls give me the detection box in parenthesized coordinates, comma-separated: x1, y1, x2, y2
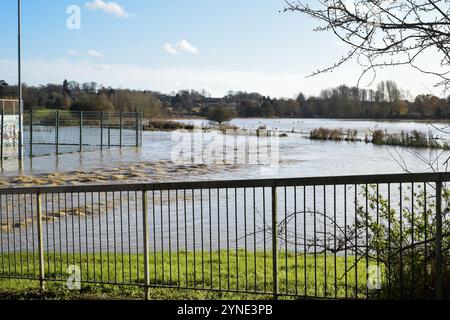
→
(0, 172, 448, 299)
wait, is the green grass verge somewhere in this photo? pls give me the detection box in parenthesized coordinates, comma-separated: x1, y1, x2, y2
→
(0, 251, 374, 300)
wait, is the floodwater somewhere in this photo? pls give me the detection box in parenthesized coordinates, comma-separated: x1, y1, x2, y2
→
(177, 118, 449, 136)
(1, 118, 449, 179)
(1, 119, 449, 254)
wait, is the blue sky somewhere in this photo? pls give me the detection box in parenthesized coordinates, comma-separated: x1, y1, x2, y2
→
(0, 0, 441, 98)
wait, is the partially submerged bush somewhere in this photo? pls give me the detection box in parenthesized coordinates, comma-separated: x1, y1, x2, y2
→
(143, 120, 194, 131)
(372, 130, 385, 145)
(310, 128, 344, 141)
(372, 129, 448, 149)
(345, 129, 358, 141)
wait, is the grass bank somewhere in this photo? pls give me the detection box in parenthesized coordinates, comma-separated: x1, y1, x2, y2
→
(0, 251, 370, 300)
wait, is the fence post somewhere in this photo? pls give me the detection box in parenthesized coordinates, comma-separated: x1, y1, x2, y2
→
(135, 111, 139, 148)
(55, 110, 59, 155)
(1, 106, 4, 160)
(100, 112, 104, 150)
(119, 112, 123, 148)
(79, 111, 83, 152)
(36, 191, 45, 292)
(140, 113, 143, 148)
(29, 110, 33, 157)
(435, 177, 443, 300)
(271, 186, 278, 300)
(108, 113, 111, 148)
(142, 189, 150, 300)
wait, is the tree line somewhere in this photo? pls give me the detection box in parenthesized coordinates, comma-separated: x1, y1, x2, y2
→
(1, 79, 449, 119)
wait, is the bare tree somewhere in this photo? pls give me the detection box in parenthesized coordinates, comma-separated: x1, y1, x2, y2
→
(284, 0, 450, 91)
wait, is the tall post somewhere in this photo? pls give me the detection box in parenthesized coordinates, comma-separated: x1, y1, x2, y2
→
(119, 112, 123, 148)
(18, 0, 23, 162)
(142, 189, 150, 300)
(1, 106, 4, 160)
(108, 113, 111, 148)
(135, 111, 139, 148)
(140, 113, 143, 147)
(36, 191, 45, 292)
(79, 111, 83, 152)
(29, 110, 33, 157)
(271, 186, 278, 300)
(55, 110, 59, 155)
(435, 178, 443, 300)
(100, 112, 104, 150)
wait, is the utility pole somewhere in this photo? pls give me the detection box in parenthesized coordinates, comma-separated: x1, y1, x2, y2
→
(18, 0, 24, 162)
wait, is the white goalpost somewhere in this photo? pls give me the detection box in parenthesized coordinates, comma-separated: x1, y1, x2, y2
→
(0, 99, 19, 115)
(0, 99, 20, 155)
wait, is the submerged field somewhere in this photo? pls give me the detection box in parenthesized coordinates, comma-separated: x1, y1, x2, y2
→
(0, 251, 372, 300)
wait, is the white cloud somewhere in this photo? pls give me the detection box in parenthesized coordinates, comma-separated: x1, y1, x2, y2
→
(87, 50, 104, 58)
(163, 43, 178, 55)
(163, 40, 199, 55)
(176, 40, 199, 55)
(85, 0, 130, 18)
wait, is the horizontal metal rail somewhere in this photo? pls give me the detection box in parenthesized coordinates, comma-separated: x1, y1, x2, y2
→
(1, 172, 450, 195)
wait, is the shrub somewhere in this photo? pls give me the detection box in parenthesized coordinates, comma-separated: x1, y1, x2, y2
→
(312, 185, 450, 299)
(143, 120, 194, 131)
(345, 129, 358, 141)
(207, 106, 236, 124)
(372, 130, 385, 145)
(310, 128, 343, 141)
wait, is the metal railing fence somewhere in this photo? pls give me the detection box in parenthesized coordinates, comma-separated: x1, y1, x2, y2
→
(0, 110, 143, 159)
(0, 172, 448, 300)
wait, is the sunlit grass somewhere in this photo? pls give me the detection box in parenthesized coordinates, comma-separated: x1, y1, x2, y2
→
(0, 251, 372, 300)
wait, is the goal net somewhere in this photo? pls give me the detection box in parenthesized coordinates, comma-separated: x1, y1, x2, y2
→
(0, 99, 20, 150)
(0, 99, 19, 115)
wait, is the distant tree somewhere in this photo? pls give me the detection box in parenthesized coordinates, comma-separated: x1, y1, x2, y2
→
(0, 80, 8, 97)
(67, 81, 81, 95)
(260, 101, 275, 117)
(238, 100, 260, 117)
(226, 91, 263, 105)
(207, 105, 236, 124)
(62, 79, 70, 96)
(2, 79, 448, 119)
(71, 94, 115, 112)
(110, 89, 162, 117)
(297, 92, 306, 105)
(81, 82, 97, 94)
(171, 89, 206, 113)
